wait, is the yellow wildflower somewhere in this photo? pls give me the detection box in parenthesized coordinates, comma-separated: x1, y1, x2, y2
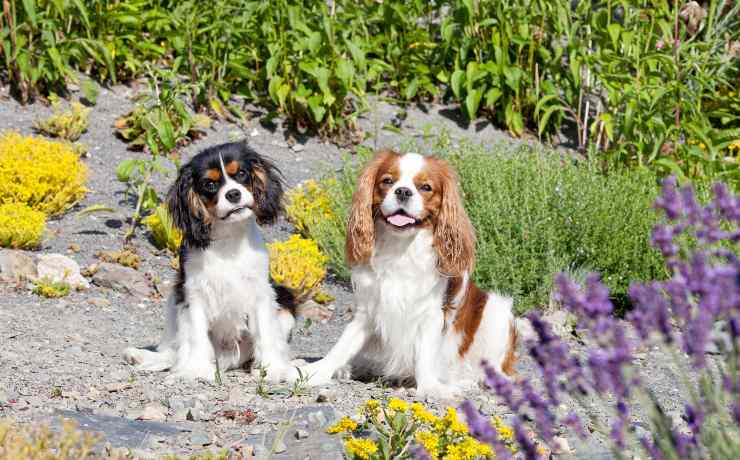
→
(343, 437, 378, 460)
(728, 140, 740, 154)
(492, 416, 514, 442)
(285, 179, 336, 235)
(0, 203, 45, 249)
(388, 398, 410, 413)
(415, 430, 440, 459)
(411, 402, 438, 424)
(436, 407, 468, 435)
(363, 399, 381, 417)
(267, 235, 328, 304)
(443, 436, 494, 459)
(327, 416, 358, 434)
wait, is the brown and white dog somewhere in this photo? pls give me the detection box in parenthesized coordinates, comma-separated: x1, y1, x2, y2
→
(301, 150, 517, 398)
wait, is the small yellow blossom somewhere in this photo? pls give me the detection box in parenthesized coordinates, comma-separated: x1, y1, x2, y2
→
(327, 416, 359, 434)
(492, 416, 514, 442)
(268, 235, 328, 304)
(443, 436, 494, 459)
(415, 430, 440, 459)
(411, 402, 438, 424)
(363, 399, 381, 417)
(343, 437, 378, 460)
(436, 407, 468, 435)
(388, 398, 410, 413)
(285, 179, 336, 235)
(728, 140, 740, 154)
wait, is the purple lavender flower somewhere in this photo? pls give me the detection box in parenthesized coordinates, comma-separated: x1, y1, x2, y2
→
(512, 418, 541, 460)
(460, 401, 512, 460)
(683, 404, 704, 437)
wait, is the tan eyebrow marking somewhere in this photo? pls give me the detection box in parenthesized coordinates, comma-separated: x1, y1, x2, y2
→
(225, 160, 239, 175)
(205, 169, 221, 181)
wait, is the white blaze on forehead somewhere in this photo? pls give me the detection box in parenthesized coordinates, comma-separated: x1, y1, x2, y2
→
(217, 153, 254, 209)
(398, 153, 425, 181)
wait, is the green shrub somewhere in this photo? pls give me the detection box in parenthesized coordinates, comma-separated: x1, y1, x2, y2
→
(0, 203, 45, 249)
(303, 142, 669, 314)
(32, 277, 71, 298)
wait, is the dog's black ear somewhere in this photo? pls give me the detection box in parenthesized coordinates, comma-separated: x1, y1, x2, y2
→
(166, 164, 211, 249)
(251, 155, 284, 225)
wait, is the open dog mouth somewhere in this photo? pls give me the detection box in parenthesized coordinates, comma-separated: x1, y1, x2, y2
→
(384, 210, 420, 228)
(221, 206, 249, 220)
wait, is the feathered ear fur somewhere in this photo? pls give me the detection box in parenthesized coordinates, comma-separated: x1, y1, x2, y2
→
(167, 164, 212, 249)
(432, 159, 476, 277)
(346, 150, 396, 266)
(249, 154, 284, 225)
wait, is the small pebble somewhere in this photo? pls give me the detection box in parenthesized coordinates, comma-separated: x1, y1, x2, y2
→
(295, 429, 309, 440)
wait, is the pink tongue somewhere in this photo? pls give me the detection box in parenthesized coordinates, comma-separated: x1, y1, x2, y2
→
(387, 213, 415, 227)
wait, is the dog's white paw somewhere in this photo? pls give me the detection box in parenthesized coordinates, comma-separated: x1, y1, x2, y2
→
(165, 364, 217, 384)
(122, 347, 143, 365)
(299, 363, 335, 387)
(416, 381, 461, 401)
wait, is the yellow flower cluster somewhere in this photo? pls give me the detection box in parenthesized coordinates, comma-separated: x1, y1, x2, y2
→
(0, 132, 88, 216)
(729, 140, 740, 156)
(327, 416, 359, 434)
(33, 95, 90, 141)
(330, 399, 518, 460)
(0, 203, 45, 249)
(267, 235, 328, 304)
(344, 437, 379, 460)
(143, 204, 183, 253)
(32, 277, 71, 298)
(285, 179, 336, 235)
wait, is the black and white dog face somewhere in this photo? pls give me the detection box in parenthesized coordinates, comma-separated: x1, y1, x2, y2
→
(167, 142, 284, 248)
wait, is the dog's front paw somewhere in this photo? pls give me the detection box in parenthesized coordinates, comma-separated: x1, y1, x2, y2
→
(166, 364, 217, 384)
(416, 381, 461, 401)
(299, 363, 335, 387)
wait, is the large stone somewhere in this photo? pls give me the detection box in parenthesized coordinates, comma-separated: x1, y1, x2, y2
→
(0, 249, 36, 281)
(295, 300, 334, 323)
(92, 262, 151, 297)
(36, 253, 90, 289)
(52, 409, 185, 449)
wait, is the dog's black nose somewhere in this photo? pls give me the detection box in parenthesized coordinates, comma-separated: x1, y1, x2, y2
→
(395, 187, 413, 202)
(225, 189, 241, 203)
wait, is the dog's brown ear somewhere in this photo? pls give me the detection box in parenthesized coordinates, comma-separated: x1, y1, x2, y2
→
(432, 158, 475, 276)
(346, 150, 396, 266)
(167, 164, 212, 249)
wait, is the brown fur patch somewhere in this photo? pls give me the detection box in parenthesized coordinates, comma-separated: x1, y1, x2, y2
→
(345, 150, 399, 266)
(206, 169, 221, 181)
(225, 160, 239, 175)
(453, 283, 487, 357)
(188, 189, 212, 224)
(501, 320, 518, 376)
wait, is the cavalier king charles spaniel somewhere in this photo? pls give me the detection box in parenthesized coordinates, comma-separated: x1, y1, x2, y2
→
(124, 142, 297, 383)
(301, 150, 517, 398)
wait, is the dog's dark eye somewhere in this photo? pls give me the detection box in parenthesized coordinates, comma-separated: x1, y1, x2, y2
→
(420, 184, 432, 192)
(235, 169, 247, 180)
(381, 177, 394, 185)
(202, 180, 218, 193)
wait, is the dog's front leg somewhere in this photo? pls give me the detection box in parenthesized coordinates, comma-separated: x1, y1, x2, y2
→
(251, 298, 294, 383)
(301, 314, 370, 386)
(168, 297, 216, 382)
(414, 315, 458, 400)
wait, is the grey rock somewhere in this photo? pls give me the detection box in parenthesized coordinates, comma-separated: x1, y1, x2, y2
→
(92, 262, 150, 297)
(105, 382, 132, 393)
(190, 432, 211, 446)
(316, 388, 335, 403)
(296, 300, 333, 323)
(0, 249, 36, 281)
(131, 402, 168, 421)
(291, 144, 305, 152)
(295, 429, 309, 440)
(52, 409, 184, 448)
(36, 253, 90, 289)
(88, 297, 111, 307)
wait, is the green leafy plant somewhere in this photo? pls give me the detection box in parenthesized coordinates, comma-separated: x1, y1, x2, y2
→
(142, 204, 182, 253)
(116, 155, 169, 243)
(33, 95, 90, 141)
(115, 66, 210, 155)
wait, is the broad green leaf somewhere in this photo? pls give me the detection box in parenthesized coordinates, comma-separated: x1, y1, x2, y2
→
(450, 70, 465, 99)
(22, 0, 37, 28)
(465, 88, 483, 119)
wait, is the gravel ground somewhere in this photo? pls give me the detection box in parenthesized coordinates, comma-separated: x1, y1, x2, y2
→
(0, 85, 698, 459)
